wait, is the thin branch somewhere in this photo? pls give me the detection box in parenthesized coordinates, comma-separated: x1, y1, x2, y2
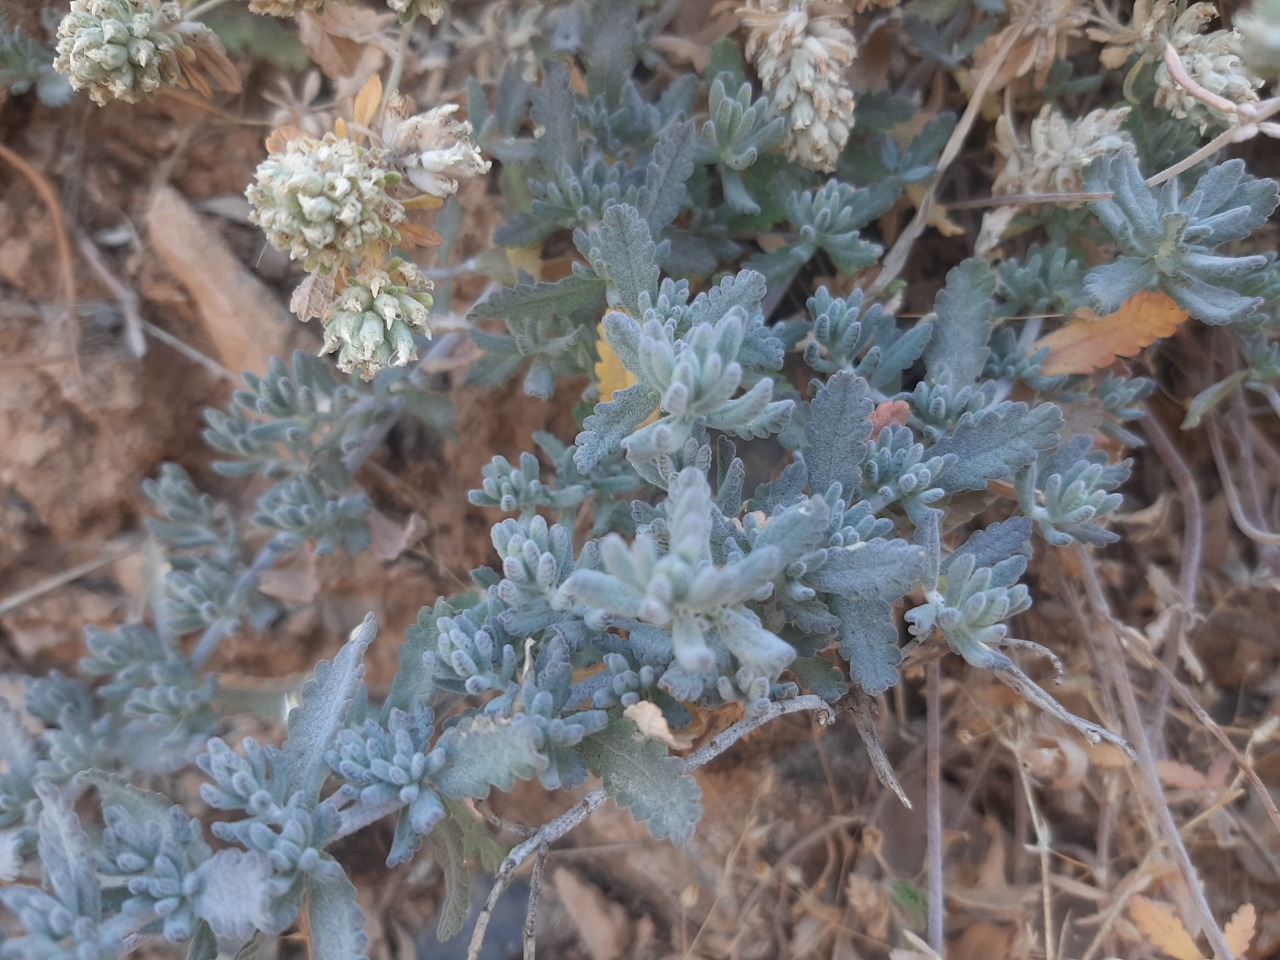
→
(466, 695, 836, 960)
(868, 16, 1028, 296)
(0, 141, 83, 389)
(1013, 746, 1056, 960)
(1076, 547, 1235, 960)
(925, 661, 945, 955)
(73, 231, 146, 358)
(1208, 418, 1280, 546)
(0, 538, 143, 618)
(522, 845, 549, 960)
(475, 799, 538, 838)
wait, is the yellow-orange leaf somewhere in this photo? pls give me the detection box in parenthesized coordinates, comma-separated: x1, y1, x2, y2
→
(1224, 903, 1256, 957)
(353, 72, 382, 128)
(1033, 291, 1189, 376)
(1129, 895, 1202, 960)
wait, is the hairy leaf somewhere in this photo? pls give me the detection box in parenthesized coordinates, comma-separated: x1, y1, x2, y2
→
(433, 713, 547, 798)
(925, 259, 996, 388)
(802, 371, 873, 498)
(805, 538, 925, 600)
(579, 715, 703, 844)
(285, 614, 377, 804)
(305, 867, 368, 960)
(192, 848, 273, 939)
(427, 813, 469, 941)
(834, 598, 901, 696)
(929, 402, 1062, 492)
(34, 779, 100, 919)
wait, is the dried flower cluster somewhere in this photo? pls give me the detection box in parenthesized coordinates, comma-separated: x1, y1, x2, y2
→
(246, 90, 488, 378)
(320, 259, 435, 379)
(246, 132, 406, 275)
(53, 0, 236, 104)
(737, 0, 855, 172)
(1089, 0, 1264, 129)
(246, 0, 325, 18)
(993, 105, 1135, 198)
(387, 0, 449, 24)
(378, 99, 493, 197)
(1237, 0, 1280, 77)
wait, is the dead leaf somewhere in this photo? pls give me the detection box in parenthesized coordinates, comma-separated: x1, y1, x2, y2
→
(1129, 895, 1202, 960)
(1224, 903, 1256, 956)
(395, 220, 443, 248)
(353, 72, 382, 128)
(623, 700, 693, 749)
(296, 6, 393, 81)
(368, 509, 427, 562)
(869, 399, 910, 438)
(550, 868, 631, 960)
(290, 272, 335, 323)
(1033, 291, 1189, 376)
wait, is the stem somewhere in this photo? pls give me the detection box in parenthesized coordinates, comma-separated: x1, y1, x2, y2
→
(925, 661, 945, 956)
(523, 845, 548, 960)
(465, 695, 836, 960)
(183, 0, 234, 21)
(1077, 548, 1235, 960)
(381, 18, 417, 117)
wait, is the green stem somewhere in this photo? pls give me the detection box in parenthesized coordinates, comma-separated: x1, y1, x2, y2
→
(380, 17, 417, 119)
(183, 0, 235, 21)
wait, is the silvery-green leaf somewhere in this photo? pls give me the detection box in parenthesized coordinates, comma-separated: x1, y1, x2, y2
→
(942, 516, 1032, 573)
(805, 538, 924, 600)
(925, 259, 996, 388)
(639, 121, 696, 233)
(433, 713, 547, 798)
(284, 614, 377, 804)
(186, 920, 218, 960)
(34, 779, 100, 919)
(929, 402, 1062, 492)
(579, 715, 703, 845)
(575, 382, 663, 473)
(788, 656, 849, 702)
(193, 848, 273, 940)
(801, 371, 872, 499)
(427, 814, 469, 941)
(305, 867, 368, 960)
(834, 598, 901, 696)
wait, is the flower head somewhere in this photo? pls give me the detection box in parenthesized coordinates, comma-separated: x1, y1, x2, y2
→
(320, 259, 434, 380)
(1154, 6, 1263, 129)
(378, 98, 492, 199)
(993, 105, 1135, 198)
(53, 0, 235, 105)
(737, 0, 856, 172)
(247, 0, 325, 17)
(246, 131, 405, 273)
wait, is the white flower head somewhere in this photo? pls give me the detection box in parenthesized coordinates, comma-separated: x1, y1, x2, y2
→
(1154, 4, 1264, 130)
(246, 132, 405, 273)
(320, 259, 434, 379)
(993, 105, 1135, 198)
(379, 98, 493, 199)
(737, 0, 856, 172)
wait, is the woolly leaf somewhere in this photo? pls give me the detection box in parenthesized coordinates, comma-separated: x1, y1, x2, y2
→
(427, 813, 469, 941)
(529, 62, 580, 170)
(929, 402, 1062, 492)
(834, 598, 901, 696)
(942, 516, 1032, 573)
(305, 866, 368, 960)
(579, 715, 703, 844)
(789, 656, 850, 702)
(925, 259, 996, 388)
(383, 601, 448, 721)
(575, 382, 664, 472)
(805, 538, 925, 600)
(1033, 291, 1189, 375)
(34, 779, 99, 919)
(186, 921, 218, 960)
(284, 614, 377, 804)
(639, 120, 697, 233)
(470, 272, 604, 325)
(192, 848, 274, 940)
(802, 371, 873, 498)
(580, 204, 661, 315)
(433, 713, 547, 798)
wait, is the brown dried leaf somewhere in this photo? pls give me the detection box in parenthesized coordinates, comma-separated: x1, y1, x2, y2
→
(869, 399, 910, 438)
(1129, 895, 1202, 960)
(395, 221, 443, 248)
(1224, 903, 1256, 956)
(1033, 291, 1189, 376)
(623, 700, 693, 749)
(368, 509, 427, 562)
(1155, 759, 1212, 792)
(353, 72, 382, 128)
(290, 273, 335, 323)
(296, 6, 393, 81)
(266, 124, 306, 153)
